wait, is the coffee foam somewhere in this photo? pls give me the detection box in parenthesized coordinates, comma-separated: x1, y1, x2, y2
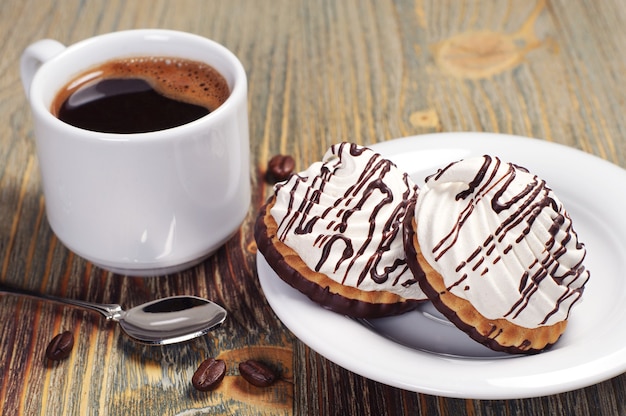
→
(53, 56, 229, 115)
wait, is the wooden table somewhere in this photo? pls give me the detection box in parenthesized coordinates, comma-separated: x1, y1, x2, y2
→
(1, 0, 625, 414)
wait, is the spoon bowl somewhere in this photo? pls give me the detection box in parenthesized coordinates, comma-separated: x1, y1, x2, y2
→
(117, 296, 227, 345)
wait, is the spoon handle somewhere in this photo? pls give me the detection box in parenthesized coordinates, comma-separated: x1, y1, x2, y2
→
(0, 282, 123, 320)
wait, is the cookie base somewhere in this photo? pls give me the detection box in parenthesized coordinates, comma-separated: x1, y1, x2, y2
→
(403, 210, 566, 355)
(255, 197, 421, 318)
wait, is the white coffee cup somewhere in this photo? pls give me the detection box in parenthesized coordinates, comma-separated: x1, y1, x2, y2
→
(20, 29, 250, 276)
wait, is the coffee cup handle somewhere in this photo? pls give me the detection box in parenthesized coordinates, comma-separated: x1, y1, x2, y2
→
(20, 39, 66, 99)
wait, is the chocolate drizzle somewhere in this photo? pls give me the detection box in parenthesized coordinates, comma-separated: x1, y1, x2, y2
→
(423, 155, 590, 327)
(271, 143, 422, 297)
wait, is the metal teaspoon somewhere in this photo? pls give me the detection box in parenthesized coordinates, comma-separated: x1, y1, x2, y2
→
(0, 283, 227, 345)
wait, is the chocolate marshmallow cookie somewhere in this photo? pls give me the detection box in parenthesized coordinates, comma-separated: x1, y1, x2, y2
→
(404, 155, 590, 354)
(255, 143, 427, 318)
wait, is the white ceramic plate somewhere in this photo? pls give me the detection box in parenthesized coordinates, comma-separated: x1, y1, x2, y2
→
(256, 132, 626, 399)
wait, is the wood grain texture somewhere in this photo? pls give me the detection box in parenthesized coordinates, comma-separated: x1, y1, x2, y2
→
(0, 0, 624, 414)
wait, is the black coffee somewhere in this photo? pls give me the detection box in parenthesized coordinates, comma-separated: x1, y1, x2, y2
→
(52, 57, 230, 134)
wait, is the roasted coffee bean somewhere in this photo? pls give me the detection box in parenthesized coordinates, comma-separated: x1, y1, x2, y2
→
(45, 331, 74, 361)
(266, 154, 295, 182)
(238, 359, 277, 387)
(192, 358, 226, 391)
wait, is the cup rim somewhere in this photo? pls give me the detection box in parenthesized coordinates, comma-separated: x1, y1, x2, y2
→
(28, 29, 247, 142)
